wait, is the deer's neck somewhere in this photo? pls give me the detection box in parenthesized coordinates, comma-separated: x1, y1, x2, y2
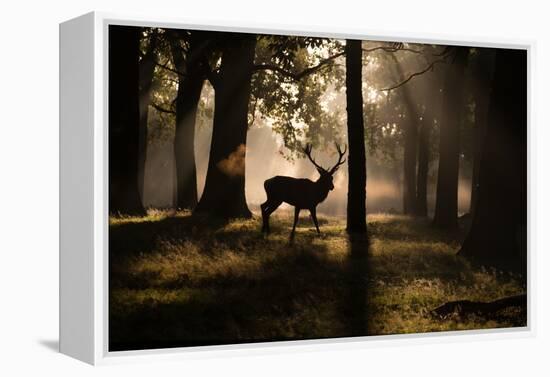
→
(314, 179, 331, 203)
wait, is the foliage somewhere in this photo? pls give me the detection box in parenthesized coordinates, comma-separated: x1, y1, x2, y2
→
(143, 31, 479, 184)
(363, 43, 445, 163)
(146, 29, 177, 145)
(261, 35, 327, 71)
(250, 37, 345, 160)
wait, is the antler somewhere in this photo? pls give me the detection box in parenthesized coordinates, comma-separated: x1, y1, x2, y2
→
(303, 144, 326, 173)
(329, 142, 347, 174)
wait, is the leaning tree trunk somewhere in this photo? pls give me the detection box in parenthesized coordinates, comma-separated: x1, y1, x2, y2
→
(169, 33, 205, 210)
(194, 35, 256, 218)
(458, 49, 527, 275)
(433, 47, 469, 229)
(138, 30, 158, 203)
(469, 49, 494, 216)
(109, 26, 145, 215)
(415, 114, 431, 217)
(345, 39, 367, 234)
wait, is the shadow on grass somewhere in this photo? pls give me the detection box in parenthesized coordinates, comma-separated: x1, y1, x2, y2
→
(108, 212, 525, 351)
(347, 233, 370, 336)
(109, 213, 230, 256)
(368, 215, 469, 245)
(109, 213, 374, 351)
(110, 241, 362, 350)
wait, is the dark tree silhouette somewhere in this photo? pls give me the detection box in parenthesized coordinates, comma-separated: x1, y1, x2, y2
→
(415, 113, 431, 217)
(433, 47, 469, 229)
(382, 48, 448, 217)
(168, 31, 210, 210)
(402, 109, 419, 215)
(469, 49, 495, 215)
(458, 48, 527, 274)
(415, 67, 442, 217)
(138, 29, 158, 202)
(194, 34, 256, 218)
(414, 66, 442, 218)
(194, 35, 335, 218)
(345, 39, 367, 233)
(390, 56, 419, 216)
(109, 26, 145, 215)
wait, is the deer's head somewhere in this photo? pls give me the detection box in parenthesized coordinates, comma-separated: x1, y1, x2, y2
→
(303, 143, 347, 191)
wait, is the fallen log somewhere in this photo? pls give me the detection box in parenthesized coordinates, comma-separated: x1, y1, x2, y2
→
(431, 293, 527, 319)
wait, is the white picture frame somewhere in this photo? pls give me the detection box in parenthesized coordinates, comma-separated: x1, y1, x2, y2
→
(59, 11, 535, 365)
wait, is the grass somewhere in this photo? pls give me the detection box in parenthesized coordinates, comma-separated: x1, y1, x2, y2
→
(109, 210, 526, 351)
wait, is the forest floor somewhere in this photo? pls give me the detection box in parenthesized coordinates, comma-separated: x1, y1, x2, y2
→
(109, 210, 527, 351)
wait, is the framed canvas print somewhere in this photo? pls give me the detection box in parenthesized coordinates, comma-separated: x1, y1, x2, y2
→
(59, 12, 532, 365)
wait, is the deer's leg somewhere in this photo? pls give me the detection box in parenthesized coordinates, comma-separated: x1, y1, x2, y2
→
(291, 207, 301, 238)
(310, 207, 321, 234)
(261, 201, 269, 232)
(262, 200, 282, 233)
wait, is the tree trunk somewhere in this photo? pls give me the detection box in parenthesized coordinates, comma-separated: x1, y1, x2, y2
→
(414, 67, 442, 218)
(138, 30, 158, 204)
(416, 114, 431, 217)
(433, 47, 469, 229)
(469, 49, 495, 215)
(109, 26, 145, 215)
(194, 35, 256, 218)
(169, 33, 205, 210)
(402, 113, 418, 215)
(345, 40, 368, 234)
(392, 57, 419, 216)
(458, 49, 527, 274)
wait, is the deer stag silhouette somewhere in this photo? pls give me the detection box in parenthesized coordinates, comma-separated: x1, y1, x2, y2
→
(261, 143, 347, 237)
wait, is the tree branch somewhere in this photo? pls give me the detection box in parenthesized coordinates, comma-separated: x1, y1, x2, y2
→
(253, 44, 431, 83)
(380, 58, 447, 91)
(362, 46, 423, 54)
(253, 51, 345, 82)
(154, 59, 185, 77)
(160, 77, 179, 86)
(150, 102, 175, 115)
